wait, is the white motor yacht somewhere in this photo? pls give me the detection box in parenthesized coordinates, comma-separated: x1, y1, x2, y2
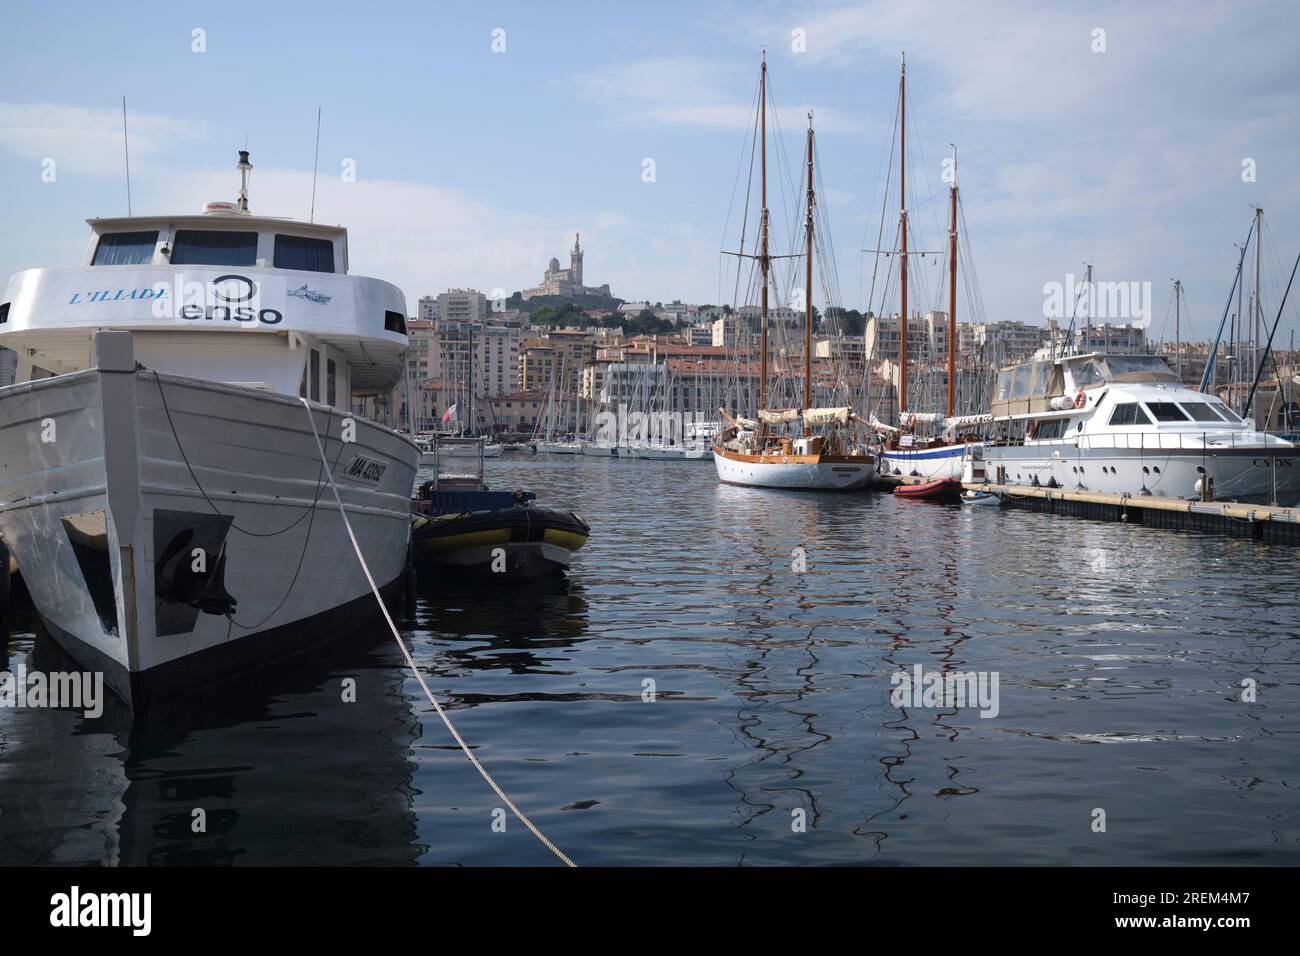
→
(981, 352, 1300, 504)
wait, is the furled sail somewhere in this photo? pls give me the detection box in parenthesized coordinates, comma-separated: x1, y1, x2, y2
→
(899, 411, 945, 428)
(759, 407, 802, 425)
(802, 406, 853, 426)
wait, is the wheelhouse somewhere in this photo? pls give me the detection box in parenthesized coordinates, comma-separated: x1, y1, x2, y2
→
(0, 207, 408, 420)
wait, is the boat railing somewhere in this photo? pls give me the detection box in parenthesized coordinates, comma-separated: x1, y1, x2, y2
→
(1016, 430, 1281, 453)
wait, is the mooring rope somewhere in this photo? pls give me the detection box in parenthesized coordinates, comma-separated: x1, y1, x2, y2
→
(298, 398, 575, 867)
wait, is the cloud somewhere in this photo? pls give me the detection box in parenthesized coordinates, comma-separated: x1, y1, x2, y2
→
(574, 56, 862, 133)
(0, 102, 208, 175)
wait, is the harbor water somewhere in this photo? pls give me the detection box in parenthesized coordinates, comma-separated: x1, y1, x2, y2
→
(2, 454, 1298, 865)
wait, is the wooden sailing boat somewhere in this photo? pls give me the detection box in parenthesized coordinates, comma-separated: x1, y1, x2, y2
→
(713, 55, 875, 490)
(877, 56, 985, 486)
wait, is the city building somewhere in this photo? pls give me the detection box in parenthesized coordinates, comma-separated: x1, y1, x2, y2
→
(865, 312, 951, 364)
(416, 295, 439, 323)
(436, 288, 487, 325)
(487, 391, 548, 434)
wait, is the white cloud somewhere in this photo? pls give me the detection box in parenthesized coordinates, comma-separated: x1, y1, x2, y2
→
(0, 102, 208, 175)
(575, 56, 862, 133)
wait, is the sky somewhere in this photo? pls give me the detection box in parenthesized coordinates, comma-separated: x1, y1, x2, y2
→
(2, 0, 1298, 348)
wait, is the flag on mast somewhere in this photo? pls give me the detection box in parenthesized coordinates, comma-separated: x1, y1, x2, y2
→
(442, 403, 458, 423)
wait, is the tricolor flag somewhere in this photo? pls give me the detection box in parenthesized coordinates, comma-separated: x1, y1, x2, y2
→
(442, 403, 459, 423)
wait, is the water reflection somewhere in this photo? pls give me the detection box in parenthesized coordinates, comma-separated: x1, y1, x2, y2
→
(2, 455, 1299, 866)
(0, 623, 421, 866)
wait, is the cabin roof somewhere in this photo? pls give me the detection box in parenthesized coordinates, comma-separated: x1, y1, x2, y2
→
(87, 214, 347, 240)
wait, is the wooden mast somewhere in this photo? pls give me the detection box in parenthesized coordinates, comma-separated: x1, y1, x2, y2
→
(804, 114, 814, 432)
(758, 53, 769, 416)
(946, 145, 957, 418)
(898, 53, 908, 418)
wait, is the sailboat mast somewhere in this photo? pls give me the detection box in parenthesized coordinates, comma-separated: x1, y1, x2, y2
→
(758, 54, 770, 415)
(804, 115, 814, 428)
(1254, 205, 1263, 382)
(898, 54, 909, 417)
(1174, 278, 1182, 382)
(946, 145, 957, 418)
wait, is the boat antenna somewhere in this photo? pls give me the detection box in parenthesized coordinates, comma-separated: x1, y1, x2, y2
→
(236, 148, 253, 213)
(310, 106, 322, 223)
(121, 97, 132, 217)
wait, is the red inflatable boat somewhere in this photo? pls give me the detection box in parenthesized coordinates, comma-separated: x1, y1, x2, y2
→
(893, 478, 964, 501)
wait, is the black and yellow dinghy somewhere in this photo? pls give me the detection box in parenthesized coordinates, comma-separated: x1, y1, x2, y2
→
(411, 503, 589, 578)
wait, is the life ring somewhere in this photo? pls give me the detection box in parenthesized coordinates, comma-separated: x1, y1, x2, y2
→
(1073, 390, 1087, 409)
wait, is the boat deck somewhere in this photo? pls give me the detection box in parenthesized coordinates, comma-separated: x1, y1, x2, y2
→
(967, 482, 1300, 545)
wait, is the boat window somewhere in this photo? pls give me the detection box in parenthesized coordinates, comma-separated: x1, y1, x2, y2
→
(1033, 418, 1067, 439)
(1179, 403, 1222, 423)
(0, 302, 8, 324)
(171, 230, 258, 266)
(994, 370, 1013, 402)
(384, 310, 407, 335)
(1213, 403, 1243, 423)
(1010, 363, 1034, 399)
(1109, 403, 1152, 426)
(1029, 361, 1050, 396)
(1070, 359, 1104, 388)
(1100, 355, 1176, 381)
(310, 349, 321, 402)
(327, 358, 337, 405)
(1144, 401, 1190, 422)
(274, 234, 335, 273)
(91, 230, 158, 266)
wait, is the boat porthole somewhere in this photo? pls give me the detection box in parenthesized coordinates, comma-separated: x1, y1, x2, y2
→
(1153, 466, 1160, 474)
(1142, 466, 1150, 474)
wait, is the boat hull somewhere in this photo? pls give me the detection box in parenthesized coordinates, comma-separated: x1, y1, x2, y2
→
(411, 505, 589, 577)
(580, 443, 625, 457)
(882, 442, 981, 482)
(894, 478, 964, 501)
(628, 445, 711, 460)
(982, 444, 1300, 505)
(535, 441, 583, 455)
(713, 445, 874, 490)
(0, 365, 418, 709)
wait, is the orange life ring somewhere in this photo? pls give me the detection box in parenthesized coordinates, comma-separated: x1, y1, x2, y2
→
(1073, 390, 1087, 409)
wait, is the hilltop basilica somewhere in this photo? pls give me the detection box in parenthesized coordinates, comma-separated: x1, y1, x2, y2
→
(521, 233, 612, 300)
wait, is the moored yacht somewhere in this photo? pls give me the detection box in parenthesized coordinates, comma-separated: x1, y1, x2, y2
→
(0, 151, 419, 708)
(980, 352, 1300, 504)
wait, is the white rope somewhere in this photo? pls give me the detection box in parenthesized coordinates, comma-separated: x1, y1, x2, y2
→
(299, 399, 575, 867)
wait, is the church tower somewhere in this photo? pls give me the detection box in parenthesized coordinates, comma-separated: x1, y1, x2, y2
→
(570, 232, 583, 288)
